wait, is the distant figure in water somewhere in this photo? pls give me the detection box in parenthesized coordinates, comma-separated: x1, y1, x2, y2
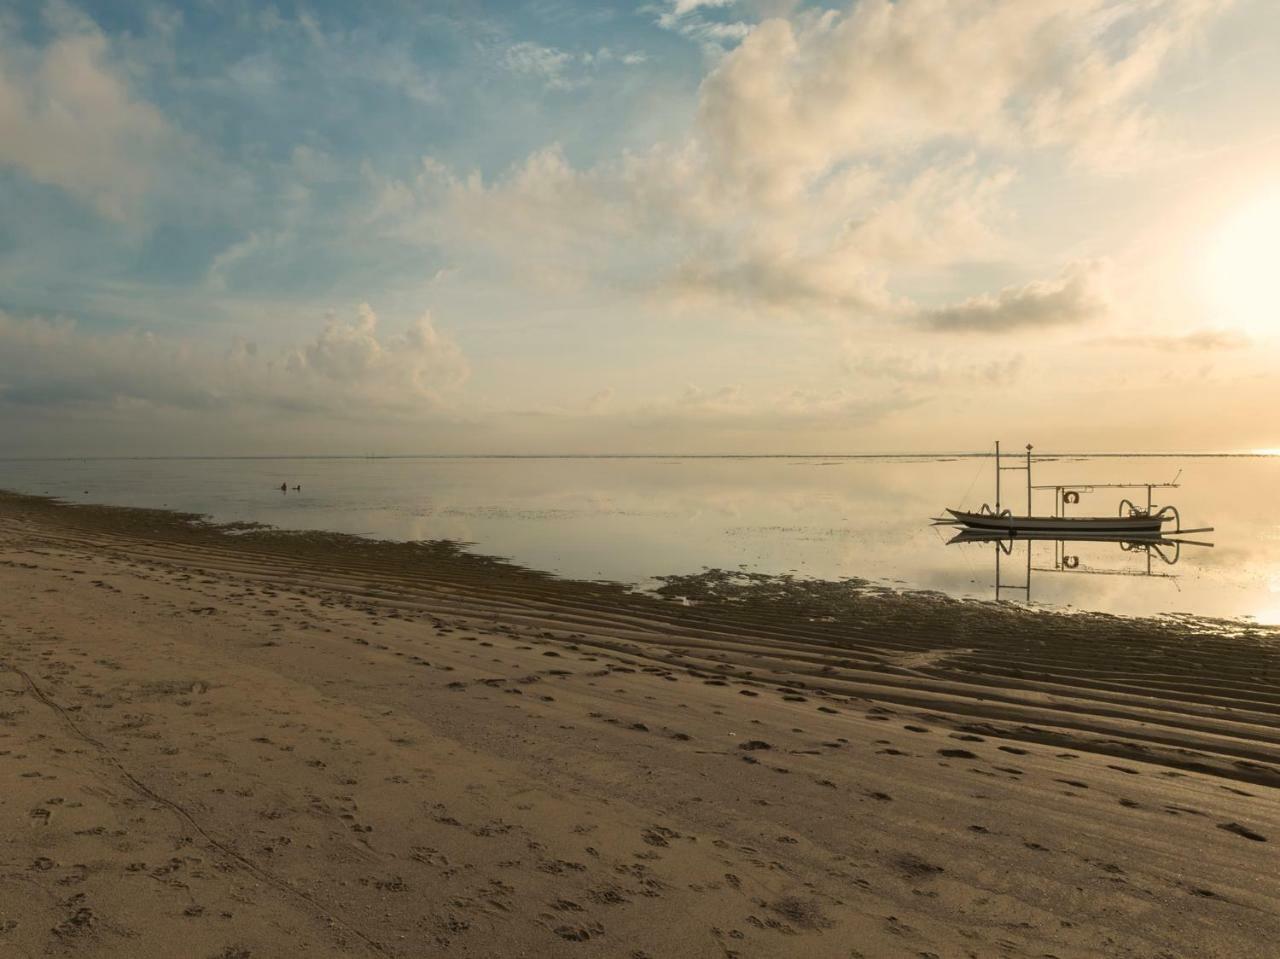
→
(293, 484, 301, 491)
(279, 482, 287, 493)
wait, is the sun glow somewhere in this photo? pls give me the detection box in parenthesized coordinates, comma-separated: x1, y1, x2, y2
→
(1201, 188, 1280, 333)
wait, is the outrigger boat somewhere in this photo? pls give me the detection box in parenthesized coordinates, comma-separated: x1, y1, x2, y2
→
(943, 442, 1201, 537)
(945, 507, 1169, 536)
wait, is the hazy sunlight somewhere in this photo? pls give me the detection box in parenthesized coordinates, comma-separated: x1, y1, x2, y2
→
(1202, 187, 1280, 334)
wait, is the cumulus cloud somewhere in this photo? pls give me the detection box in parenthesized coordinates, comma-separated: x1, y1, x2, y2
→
(375, 143, 1012, 318)
(0, 305, 468, 416)
(290, 304, 469, 401)
(919, 261, 1109, 332)
(0, 14, 176, 219)
(696, 0, 1224, 201)
(668, 158, 1015, 312)
(371, 1, 1221, 326)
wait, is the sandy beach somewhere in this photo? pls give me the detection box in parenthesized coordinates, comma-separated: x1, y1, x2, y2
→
(1, 490, 1277, 959)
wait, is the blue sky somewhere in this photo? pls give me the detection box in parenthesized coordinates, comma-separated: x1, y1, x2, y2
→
(2, 0, 1279, 454)
(2, 1, 700, 315)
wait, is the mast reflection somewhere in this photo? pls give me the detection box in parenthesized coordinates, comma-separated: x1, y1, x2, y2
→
(943, 529, 1214, 603)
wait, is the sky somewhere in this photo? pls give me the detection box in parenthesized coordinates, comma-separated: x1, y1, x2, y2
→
(1, 0, 1278, 456)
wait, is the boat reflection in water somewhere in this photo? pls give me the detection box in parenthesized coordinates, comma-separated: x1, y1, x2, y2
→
(942, 527, 1215, 603)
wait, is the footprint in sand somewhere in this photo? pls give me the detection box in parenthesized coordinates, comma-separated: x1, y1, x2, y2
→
(894, 854, 943, 879)
(1217, 821, 1267, 842)
(554, 922, 604, 941)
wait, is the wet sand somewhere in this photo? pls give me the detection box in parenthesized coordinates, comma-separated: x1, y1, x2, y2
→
(1, 490, 1277, 958)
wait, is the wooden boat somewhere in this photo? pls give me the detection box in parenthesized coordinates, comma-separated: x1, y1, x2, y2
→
(942, 442, 1188, 536)
(945, 508, 1167, 535)
(947, 512, 1167, 535)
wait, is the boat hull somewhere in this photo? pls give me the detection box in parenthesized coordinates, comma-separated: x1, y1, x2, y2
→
(946, 528, 1167, 546)
(946, 508, 1166, 535)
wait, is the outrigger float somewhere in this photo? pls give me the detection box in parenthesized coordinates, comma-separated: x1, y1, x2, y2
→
(942, 442, 1212, 540)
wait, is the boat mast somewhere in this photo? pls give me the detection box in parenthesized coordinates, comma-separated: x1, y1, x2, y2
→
(995, 441, 1001, 512)
(1026, 444, 1033, 517)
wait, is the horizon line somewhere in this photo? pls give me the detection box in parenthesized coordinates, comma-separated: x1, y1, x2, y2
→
(3, 450, 1279, 462)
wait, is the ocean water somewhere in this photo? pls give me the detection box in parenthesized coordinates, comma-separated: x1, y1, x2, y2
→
(2, 454, 1277, 624)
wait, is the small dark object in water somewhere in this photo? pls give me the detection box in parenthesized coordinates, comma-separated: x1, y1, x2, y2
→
(279, 483, 287, 492)
(293, 485, 301, 491)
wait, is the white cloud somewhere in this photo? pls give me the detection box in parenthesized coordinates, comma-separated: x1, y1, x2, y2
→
(919, 261, 1109, 332)
(292, 304, 469, 401)
(371, 1, 1224, 328)
(501, 41, 576, 89)
(671, 0, 736, 15)
(667, 157, 1015, 313)
(0, 305, 469, 416)
(498, 41, 650, 90)
(695, 0, 1226, 203)
(0, 14, 176, 219)
(652, 0, 751, 48)
(375, 143, 1013, 320)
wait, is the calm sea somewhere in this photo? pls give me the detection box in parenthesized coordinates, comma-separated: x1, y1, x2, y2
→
(2, 454, 1276, 624)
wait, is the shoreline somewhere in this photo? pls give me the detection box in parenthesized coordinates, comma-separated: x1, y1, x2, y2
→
(2, 490, 1278, 956)
(0, 486, 1265, 631)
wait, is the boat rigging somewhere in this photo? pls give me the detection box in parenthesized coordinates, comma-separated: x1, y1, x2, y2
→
(942, 442, 1212, 539)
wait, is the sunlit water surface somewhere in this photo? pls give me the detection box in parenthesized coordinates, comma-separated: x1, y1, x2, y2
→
(2, 455, 1277, 624)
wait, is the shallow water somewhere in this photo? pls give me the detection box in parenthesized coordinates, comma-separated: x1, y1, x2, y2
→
(2, 453, 1277, 623)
